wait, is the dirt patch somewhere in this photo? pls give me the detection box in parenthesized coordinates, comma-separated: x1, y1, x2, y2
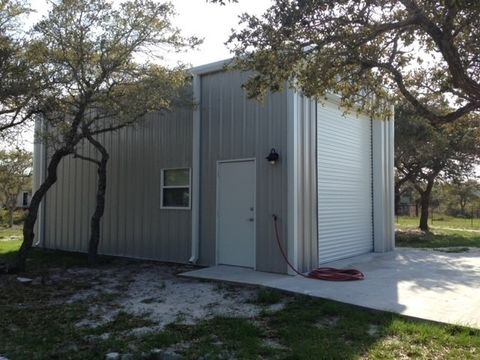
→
(45, 261, 274, 336)
(367, 324, 380, 337)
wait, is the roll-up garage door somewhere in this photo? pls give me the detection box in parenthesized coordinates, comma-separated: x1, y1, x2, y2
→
(317, 102, 373, 263)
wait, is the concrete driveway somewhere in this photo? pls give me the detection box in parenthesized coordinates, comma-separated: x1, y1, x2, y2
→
(181, 248, 480, 328)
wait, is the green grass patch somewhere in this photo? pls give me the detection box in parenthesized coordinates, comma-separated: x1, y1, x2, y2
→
(87, 311, 155, 336)
(254, 288, 283, 305)
(1, 246, 480, 359)
(139, 296, 480, 359)
(3, 285, 479, 359)
(0, 238, 109, 276)
(396, 228, 480, 248)
(396, 216, 480, 248)
(0, 226, 23, 241)
(160, 317, 277, 359)
(396, 215, 480, 230)
(0, 239, 21, 259)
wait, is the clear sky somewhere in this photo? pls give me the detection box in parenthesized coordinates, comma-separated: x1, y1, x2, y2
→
(16, 0, 273, 151)
(164, 0, 273, 66)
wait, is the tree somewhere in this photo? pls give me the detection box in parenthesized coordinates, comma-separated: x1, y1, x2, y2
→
(0, 0, 39, 136)
(8, 0, 198, 272)
(0, 149, 32, 227)
(448, 179, 480, 216)
(395, 104, 480, 231)
(72, 133, 108, 264)
(227, 0, 480, 123)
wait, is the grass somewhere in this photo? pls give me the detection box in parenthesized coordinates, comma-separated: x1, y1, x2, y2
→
(1, 241, 480, 359)
(0, 226, 22, 241)
(396, 216, 480, 249)
(254, 288, 283, 305)
(396, 215, 480, 230)
(0, 227, 23, 263)
(138, 297, 480, 359)
(396, 228, 480, 249)
(0, 230, 100, 273)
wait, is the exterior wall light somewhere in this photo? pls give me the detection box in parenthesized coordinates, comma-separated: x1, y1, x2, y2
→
(266, 148, 279, 165)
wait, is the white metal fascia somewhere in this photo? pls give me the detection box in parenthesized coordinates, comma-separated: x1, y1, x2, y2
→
(190, 58, 235, 76)
(286, 87, 299, 275)
(372, 118, 386, 252)
(386, 105, 396, 250)
(189, 74, 201, 263)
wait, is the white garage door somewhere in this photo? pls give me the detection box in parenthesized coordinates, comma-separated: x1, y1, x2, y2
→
(317, 102, 373, 263)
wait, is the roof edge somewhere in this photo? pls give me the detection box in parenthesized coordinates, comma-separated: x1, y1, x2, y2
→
(190, 57, 235, 76)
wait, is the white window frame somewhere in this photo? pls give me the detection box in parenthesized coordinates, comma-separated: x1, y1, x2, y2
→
(160, 167, 192, 210)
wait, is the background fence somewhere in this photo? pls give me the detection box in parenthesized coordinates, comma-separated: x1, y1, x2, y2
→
(396, 203, 480, 229)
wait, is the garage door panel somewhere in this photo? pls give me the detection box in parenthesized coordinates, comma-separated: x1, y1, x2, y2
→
(317, 102, 373, 264)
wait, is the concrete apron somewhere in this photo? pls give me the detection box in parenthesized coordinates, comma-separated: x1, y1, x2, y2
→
(180, 248, 480, 329)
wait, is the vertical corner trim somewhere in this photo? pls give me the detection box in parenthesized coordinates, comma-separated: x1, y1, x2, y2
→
(190, 74, 201, 263)
(286, 87, 299, 274)
(387, 105, 395, 250)
(372, 109, 395, 253)
(33, 117, 47, 247)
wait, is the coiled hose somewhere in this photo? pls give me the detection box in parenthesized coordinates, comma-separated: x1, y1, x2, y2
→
(272, 214, 365, 281)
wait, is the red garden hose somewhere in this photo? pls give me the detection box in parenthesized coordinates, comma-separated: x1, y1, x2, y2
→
(272, 214, 365, 281)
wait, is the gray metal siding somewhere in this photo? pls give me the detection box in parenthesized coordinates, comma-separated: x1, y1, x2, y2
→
(199, 71, 288, 273)
(43, 109, 193, 262)
(295, 94, 318, 272)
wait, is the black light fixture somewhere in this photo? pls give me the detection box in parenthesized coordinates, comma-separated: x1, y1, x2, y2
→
(266, 148, 279, 165)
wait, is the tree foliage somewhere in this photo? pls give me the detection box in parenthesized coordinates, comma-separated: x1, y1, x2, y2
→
(228, 0, 480, 122)
(447, 179, 480, 216)
(0, 0, 39, 135)
(32, 0, 198, 148)
(10, 0, 199, 272)
(0, 149, 32, 227)
(395, 102, 480, 230)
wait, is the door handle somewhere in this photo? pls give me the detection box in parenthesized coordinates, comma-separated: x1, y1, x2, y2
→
(247, 218, 254, 222)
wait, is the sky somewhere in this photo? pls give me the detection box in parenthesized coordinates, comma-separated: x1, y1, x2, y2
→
(29, 0, 273, 67)
(14, 0, 272, 151)
(162, 0, 273, 66)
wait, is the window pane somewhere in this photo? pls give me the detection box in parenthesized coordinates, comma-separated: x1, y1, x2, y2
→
(164, 169, 189, 186)
(163, 188, 190, 208)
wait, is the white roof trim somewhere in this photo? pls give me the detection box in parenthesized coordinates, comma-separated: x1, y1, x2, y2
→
(190, 57, 235, 76)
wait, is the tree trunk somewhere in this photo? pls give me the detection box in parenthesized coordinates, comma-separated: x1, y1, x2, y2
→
(460, 200, 466, 216)
(419, 193, 430, 231)
(87, 136, 109, 264)
(419, 180, 435, 232)
(8, 149, 70, 272)
(394, 184, 401, 215)
(8, 206, 14, 228)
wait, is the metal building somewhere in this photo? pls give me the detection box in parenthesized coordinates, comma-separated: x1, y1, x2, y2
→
(33, 59, 395, 274)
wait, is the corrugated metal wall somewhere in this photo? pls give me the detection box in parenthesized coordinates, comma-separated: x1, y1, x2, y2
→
(295, 94, 318, 272)
(43, 109, 193, 262)
(199, 71, 288, 273)
(317, 101, 373, 263)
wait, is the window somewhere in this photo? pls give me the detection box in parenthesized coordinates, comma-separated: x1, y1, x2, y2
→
(22, 192, 29, 207)
(161, 168, 191, 209)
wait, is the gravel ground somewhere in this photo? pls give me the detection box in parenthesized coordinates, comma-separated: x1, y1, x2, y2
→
(48, 260, 284, 335)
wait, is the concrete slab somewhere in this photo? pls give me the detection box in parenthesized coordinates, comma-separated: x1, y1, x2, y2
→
(180, 248, 480, 329)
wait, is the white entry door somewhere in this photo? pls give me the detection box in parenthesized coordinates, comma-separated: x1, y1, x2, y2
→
(217, 160, 255, 268)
